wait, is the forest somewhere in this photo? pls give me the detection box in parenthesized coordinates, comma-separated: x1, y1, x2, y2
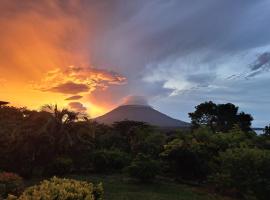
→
(0, 101, 269, 200)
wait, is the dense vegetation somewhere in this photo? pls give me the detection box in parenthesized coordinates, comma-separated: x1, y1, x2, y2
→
(0, 102, 270, 199)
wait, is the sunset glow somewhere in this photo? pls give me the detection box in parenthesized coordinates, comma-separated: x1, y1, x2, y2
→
(0, 1, 127, 117)
(1, 0, 270, 126)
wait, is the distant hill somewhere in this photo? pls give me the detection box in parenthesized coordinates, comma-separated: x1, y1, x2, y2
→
(94, 104, 190, 128)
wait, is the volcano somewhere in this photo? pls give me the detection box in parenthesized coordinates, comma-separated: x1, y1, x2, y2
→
(94, 104, 190, 128)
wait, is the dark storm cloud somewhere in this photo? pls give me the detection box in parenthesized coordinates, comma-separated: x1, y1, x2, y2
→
(91, 0, 270, 68)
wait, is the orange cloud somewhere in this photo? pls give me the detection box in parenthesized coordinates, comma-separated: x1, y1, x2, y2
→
(48, 82, 89, 94)
(68, 102, 87, 113)
(65, 95, 83, 101)
(0, 2, 89, 81)
(0, 1, 127, 117)
(0, 78, 6, 87)
(33, 66, 126, 95)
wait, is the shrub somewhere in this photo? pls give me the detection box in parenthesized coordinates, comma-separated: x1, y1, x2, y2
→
(92, 149, 131, 173)
(127, 153, 160, 182)
(12, 177, 103, 200)
(211, 148, 270, 200)
(161, 137, 210, 181)
(0, 172, 23, 198)
(43, 156, 73, 176)
(132, 133, 166, 157)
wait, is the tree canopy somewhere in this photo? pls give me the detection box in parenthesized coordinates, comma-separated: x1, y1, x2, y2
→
(188, 101, 253, 133)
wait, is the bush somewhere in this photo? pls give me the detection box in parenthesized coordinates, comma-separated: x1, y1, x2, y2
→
(132, 132, 166, 157)
(92, 149, 131, 173)
(44, 156, 73, 176)
(211, 148, 270, 200)
(0, 172, 23, 198)
(11, 177, 103, 200)
(127, 154, 160, 182)
(161, 137, 210, 181)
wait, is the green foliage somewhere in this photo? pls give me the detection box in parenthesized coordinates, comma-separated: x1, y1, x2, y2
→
(44, 156, 73, 176)
(0, 105, 98, 177)
(132, 132, 166, 157)
(12, 177, 103, 200)
(96, 120, 164, 157)
(127, 154, 160, 182)
(211, 148, 270, 200)
(161, 126, 257, 181)
(210, 125, 256, 151)
(0, 172, 23, 198)
(161, 137, 210, 180)
(255, 134, 270, 150)
(1, 103, 269, 200)
(112, 120, 159, 153)
(92, 149, 131, 173)
(189, 101, 253, 132)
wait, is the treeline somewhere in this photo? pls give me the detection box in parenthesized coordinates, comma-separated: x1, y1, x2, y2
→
(0, 102, 270, 200)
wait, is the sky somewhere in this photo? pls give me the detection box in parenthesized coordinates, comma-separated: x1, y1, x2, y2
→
(0, 0, 270, 127)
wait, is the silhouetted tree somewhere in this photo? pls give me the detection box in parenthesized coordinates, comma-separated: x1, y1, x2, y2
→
(264, 124, 270, 136)
(40, 104, 79, 155)
(189, 101, 253, 133)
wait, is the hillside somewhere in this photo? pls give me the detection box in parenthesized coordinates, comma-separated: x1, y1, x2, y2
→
(94, 105, 190, 128)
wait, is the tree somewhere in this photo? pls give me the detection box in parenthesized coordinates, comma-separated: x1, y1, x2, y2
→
(161, 136, 211, 181)
(106, 120, 154, 153)
(127, 153, 160, 182)
(264, 124, 270, 136)
(189, 101, 253, 133)
(41, 104, 79, 155)
(212, 148, 270, 200)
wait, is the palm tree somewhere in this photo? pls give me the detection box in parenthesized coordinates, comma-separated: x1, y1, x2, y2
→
(41, 104, 79, 155)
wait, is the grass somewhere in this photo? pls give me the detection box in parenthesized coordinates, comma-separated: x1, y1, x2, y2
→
(64, 174, 234, 200)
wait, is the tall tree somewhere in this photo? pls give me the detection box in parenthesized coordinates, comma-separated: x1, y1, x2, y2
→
(189, 101, 253, 133)
(41, 104, 79, 155)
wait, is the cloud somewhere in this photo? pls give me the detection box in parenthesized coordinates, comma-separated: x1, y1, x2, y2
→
(250, 52, 270, 71)
(68, 102, 87, 113)
(34, 66, 126, 95)
(48, 82, 89, 94)
(122, 95, 149, 106)
(246, 52, 270, 78)
(0, 78, 6, 86)
(226, 51, 270, 80)
(65, 95, 83, 100)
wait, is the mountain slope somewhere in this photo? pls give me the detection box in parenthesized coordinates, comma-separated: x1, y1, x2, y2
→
(94, 105, 190, 127)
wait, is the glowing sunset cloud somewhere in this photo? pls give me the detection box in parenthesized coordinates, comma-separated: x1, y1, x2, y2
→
(0, 0, 126, 117)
